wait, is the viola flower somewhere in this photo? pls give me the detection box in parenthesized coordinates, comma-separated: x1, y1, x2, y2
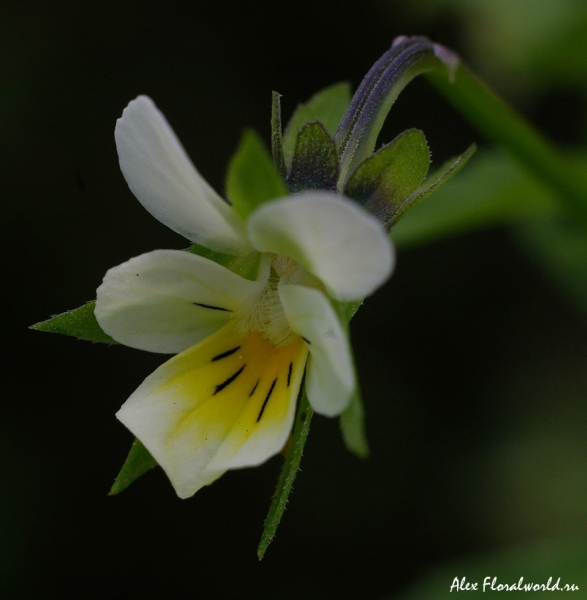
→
(95, 96, 395, 498)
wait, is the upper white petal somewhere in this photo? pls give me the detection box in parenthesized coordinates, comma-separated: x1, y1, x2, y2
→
(247, 192, 395, 301)
(279, 283, 355, 416)
(95, 249, 266, 354)
(115, 96, 251, 255)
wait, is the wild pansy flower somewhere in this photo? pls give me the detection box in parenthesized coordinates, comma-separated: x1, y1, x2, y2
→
(33, 37, 473, 522)
(95, 96, 394, 498)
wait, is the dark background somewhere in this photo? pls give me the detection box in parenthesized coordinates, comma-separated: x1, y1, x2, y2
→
(4, 1, 587, 598)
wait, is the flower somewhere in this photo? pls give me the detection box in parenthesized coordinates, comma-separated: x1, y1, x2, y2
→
(95, 96, 395, 498)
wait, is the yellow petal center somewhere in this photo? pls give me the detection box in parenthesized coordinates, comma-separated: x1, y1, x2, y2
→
(153, 322, 308, 471)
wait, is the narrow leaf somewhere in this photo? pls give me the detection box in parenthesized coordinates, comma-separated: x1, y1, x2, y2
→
(225, 129, 287, 219)
(287, 122, 339, 192)
(283, 82, 351, 170)
(31, 301, 117, 344)
(258, 392, 313, 560)
(271, 91, 286, 180)
(345, 129, 430, 225)
(109, 438, 158, 495)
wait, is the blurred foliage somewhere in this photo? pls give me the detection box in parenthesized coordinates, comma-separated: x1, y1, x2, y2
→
(394, 540, 587, 599)
(389, 1, 587, 595)
(401, 0, 587, 99)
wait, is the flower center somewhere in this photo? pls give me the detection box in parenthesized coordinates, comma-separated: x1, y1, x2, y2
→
(233, 254, 319, 347)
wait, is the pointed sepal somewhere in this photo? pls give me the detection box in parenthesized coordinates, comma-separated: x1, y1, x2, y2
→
(226, 129, 287, 219)
(345, 129, 430, 225)
(283, 82, 351, 171)
(340, 387, 369, 458)
(109, 438, 158, 495)
(287, 122, 339, 193)
(31, 301, 117, 344)
(186, 242, 261, 281)
(258, 391, 313, 560)
(271, 92, 286, 180)
(330, 299, 369, 458)
(389, 143, 476, 227)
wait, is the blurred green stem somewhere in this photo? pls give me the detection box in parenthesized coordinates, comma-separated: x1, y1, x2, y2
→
(426, 62, 587, 220)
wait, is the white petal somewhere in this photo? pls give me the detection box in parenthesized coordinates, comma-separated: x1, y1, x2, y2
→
(95, 249, 266, 354)
(279, 283, 354, 416)
(115, 96, 251, 255)
(116, 324, 308, 499)
(247, 192, 394, 301)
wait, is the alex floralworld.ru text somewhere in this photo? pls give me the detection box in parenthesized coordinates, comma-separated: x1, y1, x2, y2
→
(450, 576, 579, 592)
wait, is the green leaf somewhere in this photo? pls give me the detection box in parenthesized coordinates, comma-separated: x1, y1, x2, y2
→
(345, 129, 430, 225)
(391, 150, 560, 250)
(283, 82, 351, 170)
(31, 301, 117, 344)
(287, 122, 339, 192)
(390, 143, 475, 227)
(340, 386, 369, 458)
(109, 438, 158, 495)
(225, 129, 287, 219)
(258, 391, 314, 560)
(271, 91, 286, 180)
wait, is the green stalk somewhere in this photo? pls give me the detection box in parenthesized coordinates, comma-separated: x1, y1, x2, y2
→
(426, 62, 587, 220)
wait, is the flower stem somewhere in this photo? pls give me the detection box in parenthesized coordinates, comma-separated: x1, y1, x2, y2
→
(425, 60, 587, 221)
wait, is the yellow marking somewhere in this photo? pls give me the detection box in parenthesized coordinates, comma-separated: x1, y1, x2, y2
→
(153, 323, 308, 467)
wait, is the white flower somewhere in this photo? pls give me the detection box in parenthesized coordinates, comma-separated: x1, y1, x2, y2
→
(95, 96, 395, 498)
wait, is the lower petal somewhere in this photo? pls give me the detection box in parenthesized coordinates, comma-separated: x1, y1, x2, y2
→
(116, 323, 308, 498)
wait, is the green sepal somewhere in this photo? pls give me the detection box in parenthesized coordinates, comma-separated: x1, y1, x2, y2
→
(109, 438, 158, 495)
(271, 91, 286, 180)
(389, 143, 476, 228)
(345, 129, 430, 225)
(287, 122, 339, 193)
(340, 387, 369, 458)
(332, 298, 369, 458)
(225, 129, 287, 219)
(186, 242, 260, 281)
(30, 300, 117, 344)
(283, 82, 351, 171)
